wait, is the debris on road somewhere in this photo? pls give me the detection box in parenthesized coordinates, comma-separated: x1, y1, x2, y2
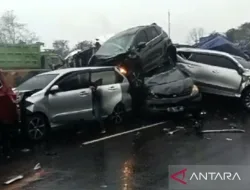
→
(162, 128, 170, 132)
(4, 175, 24, 185)
(205, 137, 211, 140)
(100, 185, 108, 188)
(226, 138, 233, 141)
(34, 163, 41, 171)
(223, 117, 228, 121)
(20, 148, 31, 153)
(168, 128, 183, 135)
(229, 123, 238, 129)
(176, 126, 185, 129)
(201, 129, 245, 133)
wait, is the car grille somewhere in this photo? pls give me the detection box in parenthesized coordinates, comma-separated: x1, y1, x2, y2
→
(156, 87, 192, 98)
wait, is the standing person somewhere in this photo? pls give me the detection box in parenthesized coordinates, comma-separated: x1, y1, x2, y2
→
(0, 124, 11, 159)
(90, 80, 106, 134)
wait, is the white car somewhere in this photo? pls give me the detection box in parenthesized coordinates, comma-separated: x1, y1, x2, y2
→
(16, 67, 132, 141)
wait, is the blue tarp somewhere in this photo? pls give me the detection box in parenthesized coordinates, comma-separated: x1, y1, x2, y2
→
(195, 33, 249, 60)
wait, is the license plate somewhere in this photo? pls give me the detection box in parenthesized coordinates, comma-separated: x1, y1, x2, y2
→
(167, 106, 184, 112)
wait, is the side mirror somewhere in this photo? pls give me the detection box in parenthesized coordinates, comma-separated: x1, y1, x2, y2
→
(50, 85, 60, 94)
(136, 42, 146, 50)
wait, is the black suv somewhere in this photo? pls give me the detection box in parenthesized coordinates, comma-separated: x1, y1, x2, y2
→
(88, 23, 173, 87)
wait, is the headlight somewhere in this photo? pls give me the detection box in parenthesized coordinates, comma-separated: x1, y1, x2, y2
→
(118, 66, 128, 75)
(191, 85, 199, 96)
(148, 90, 159, 98)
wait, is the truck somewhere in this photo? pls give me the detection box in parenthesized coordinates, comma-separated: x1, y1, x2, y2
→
(0, 43, 64, 87)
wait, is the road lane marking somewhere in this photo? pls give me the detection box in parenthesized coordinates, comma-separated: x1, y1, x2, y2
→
(82, 121, 167, 145)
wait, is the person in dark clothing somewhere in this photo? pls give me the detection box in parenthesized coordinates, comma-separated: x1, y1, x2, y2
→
(0, 124, 11, 158)
(90, 80, 106, 134)
(167, 44, 177, 64)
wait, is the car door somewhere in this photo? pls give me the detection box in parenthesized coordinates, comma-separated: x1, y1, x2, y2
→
(90, 69, 122, 116)
(144, 26, 163, 70)
(205, 55, 242, 95)
(48, 71, 93, 124)
(133, 30, 150, 72)
(177, 51, 207, 85)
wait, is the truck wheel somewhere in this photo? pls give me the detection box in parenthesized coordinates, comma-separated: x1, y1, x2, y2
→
(24, 113, 50, 142)
(241, 88, 250, 111)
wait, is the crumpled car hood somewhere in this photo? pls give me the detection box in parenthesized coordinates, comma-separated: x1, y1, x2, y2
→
(145, 68, 193, 96)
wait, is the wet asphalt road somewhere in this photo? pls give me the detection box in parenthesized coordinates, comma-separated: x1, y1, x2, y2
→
(1, 95, 250, 190)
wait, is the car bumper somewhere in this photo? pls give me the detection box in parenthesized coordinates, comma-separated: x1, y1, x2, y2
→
(144, 92, 202, 113)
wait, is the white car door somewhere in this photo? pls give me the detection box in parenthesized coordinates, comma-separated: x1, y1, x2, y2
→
(90, 68, 122, 117)
(205, 55, 242, 95)
(48, 71, 93, 124)
(177, 52, 208, 85)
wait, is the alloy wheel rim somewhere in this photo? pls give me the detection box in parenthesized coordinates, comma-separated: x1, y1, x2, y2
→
(28, 117, 46, 140)
(111, 105, 124, 125)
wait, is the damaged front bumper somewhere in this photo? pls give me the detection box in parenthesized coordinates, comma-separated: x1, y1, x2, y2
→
(144, 91, 202, 113)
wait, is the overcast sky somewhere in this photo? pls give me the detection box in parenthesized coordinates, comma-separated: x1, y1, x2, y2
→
(1, 0, 249, 48)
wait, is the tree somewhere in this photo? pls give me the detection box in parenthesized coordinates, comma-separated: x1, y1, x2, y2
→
(225, 22, 250, 52)
(52, 40, 70, 58)
(0, 10, 38, 44)
(74, 40, 93, 50)
(226, 22, 250, 45)
(187, 28, 205, 44)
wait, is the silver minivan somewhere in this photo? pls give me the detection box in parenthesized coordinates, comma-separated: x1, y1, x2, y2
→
(176, 48, 250, 110)
(16, 67, 132, 141)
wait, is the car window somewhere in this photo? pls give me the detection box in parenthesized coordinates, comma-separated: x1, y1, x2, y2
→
(91, 70, 116, 85)
(145, 26, 159, 41)
(233, 56, 250, 69)
(154, 25, 162, 35)
(177, 51, 193, 59)
(17, 74, 58, 91)
(58, 72, 89, 91)
(134, 30, 148, 46)
(189, 53, 237, 70)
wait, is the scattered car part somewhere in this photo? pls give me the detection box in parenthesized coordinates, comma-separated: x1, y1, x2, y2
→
(34, 163, 41, 171)
(226, 138, 233, 141)
(201, 129, 245, 133)
(4, 175, 24, 185)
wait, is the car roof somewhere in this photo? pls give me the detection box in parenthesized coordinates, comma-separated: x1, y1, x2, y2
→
(38, 66, 114, 76)
(177, 47, 232, 57)
(110, 24, 158, 39)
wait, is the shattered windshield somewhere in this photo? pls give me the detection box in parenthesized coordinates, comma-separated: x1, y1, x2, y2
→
(17, 74, 58, 91)
(96, 33, 135, 57)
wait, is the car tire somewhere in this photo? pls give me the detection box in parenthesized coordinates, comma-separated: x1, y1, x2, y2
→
(241, 88, 250, 111)
(24, 113, 50, 142)
(109, 103, 125, 125)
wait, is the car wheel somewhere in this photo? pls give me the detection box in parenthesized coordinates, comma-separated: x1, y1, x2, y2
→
(241, 89, 250, 111)
(109, 103, 125, 125)
(24, 114, 50, 141)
